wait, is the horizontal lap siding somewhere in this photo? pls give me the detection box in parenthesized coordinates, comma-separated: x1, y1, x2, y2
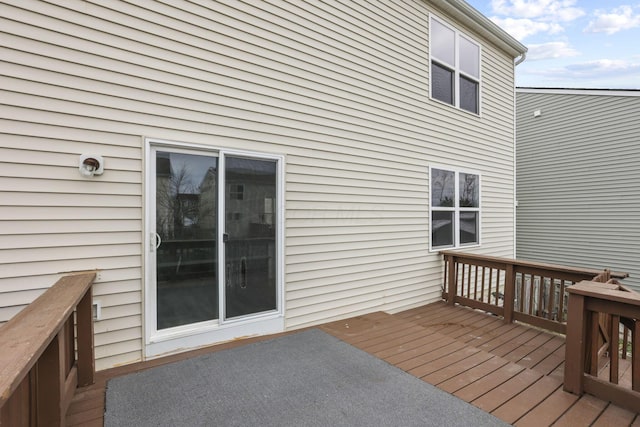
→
(516, 91, 640, 290)
(283, 0, 434, 323)
(0, 0, 516, 367)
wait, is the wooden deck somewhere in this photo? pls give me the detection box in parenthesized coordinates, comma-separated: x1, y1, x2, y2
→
(67, 301, 640, 426)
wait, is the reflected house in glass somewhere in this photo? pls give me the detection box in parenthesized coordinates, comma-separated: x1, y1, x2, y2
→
(155, 153, 217, 283)
(0, 0, 526, 369)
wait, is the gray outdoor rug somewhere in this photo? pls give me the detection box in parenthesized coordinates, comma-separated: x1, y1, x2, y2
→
(105, 329, 509, 427)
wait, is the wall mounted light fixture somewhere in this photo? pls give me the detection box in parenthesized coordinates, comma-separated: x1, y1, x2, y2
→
(79, 154, 104, 177)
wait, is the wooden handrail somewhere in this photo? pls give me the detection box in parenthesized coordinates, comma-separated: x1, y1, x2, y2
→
(0, 272, 96, 426)
(440, 251, 629, 280)
(564, 280, 640, 413)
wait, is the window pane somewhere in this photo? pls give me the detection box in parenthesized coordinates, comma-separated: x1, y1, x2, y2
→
(156, 152, 218, 330)
(432, 62, 454, 106)
(459, 75, 478, 114)
(431, 168, 455, 207)
(459, 172, 479, 207)
(431, 18, 455, 65)
(459, 211, 478, 244)
(459, 36, 479, 78)
(432, 211, 454, 247)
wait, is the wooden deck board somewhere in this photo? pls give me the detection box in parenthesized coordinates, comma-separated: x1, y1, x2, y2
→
(478, 324, 534, 353)
(532, 342, 566, 377)
(453, 362, 526, 402)
(516, 335, 565, 370)
(420, 349, 495, 384)
(451, 316, 505, 343)
(491, 375, 563, 424)
(396, 340, 468, 371)
(323, 312, 399, 345)
(67, 302, 640, 426)
(490, 328, 542, 357)
(552, 394, 608, 426)
(502, 331, 556, 364)
(407, 345, 482, 378)
(438, 355, 511, 394)
(374, 329, 444, 359)
(592, 404, 637, 426)
(469, 323, 526, 351)
(515, 386, 580, 426)
(394, 301, 453, 321)
(471, 368, 543, 413)
(375, 332, 447, 360)
(356, 324, 430, 352)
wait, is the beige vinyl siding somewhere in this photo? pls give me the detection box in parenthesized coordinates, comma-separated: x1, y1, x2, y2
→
(1, 0, 518, 368)
(516, 90, 640, 291)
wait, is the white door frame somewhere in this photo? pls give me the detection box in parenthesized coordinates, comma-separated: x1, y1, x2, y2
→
(143, 138, 285, 359)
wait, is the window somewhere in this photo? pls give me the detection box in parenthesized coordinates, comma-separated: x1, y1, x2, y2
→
(430, 16, 480, 114)
(430, 167, 480, 249)
(229, 184, 244, 200)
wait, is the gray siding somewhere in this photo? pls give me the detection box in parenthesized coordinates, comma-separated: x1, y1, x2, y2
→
(1, 0, 519, 369)
(516, 89, 640, 290)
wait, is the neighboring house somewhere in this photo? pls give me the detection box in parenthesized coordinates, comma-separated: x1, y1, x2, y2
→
(0, 1, 526, 369)
(516, 88, 640, 291)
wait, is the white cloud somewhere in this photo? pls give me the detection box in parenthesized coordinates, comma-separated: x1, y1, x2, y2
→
(523, 59, 640, 88)
(565, 59, 640, 75)
(490, 0, 584, 21)
(491, 17, 563, 40)
(525, 41, 580, 60)
(585, 6, 640, 35)
(488, 0, 584, 40)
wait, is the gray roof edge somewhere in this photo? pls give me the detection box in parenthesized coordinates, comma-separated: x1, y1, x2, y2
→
(517, 87, 640, 97)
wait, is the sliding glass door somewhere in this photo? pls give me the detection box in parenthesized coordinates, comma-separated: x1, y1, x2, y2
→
(147, 145, 282, 353)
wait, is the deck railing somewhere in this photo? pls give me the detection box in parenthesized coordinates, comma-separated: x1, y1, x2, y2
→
(564, 280, 640, 412)
(441, 251, 628, 334)
(0, 272, 96, 427)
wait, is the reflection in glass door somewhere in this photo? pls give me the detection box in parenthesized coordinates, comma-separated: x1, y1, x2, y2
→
(155, 151, 218, 330)
(224, 156, 277, 319)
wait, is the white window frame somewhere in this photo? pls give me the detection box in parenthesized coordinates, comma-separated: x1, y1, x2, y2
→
(429, 14, 482, 115)
(429, 165, 481, 251)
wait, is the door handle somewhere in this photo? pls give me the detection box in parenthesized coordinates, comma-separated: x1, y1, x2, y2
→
(223, 233, 229, 243)
(151, 232, 161, 251)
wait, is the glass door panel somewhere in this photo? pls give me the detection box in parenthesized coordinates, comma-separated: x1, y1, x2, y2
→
(155, 151, 218, 330)
(224, 156, 277, 319)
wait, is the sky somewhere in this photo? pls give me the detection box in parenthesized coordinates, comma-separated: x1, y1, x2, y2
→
(464, 0, 640, 88)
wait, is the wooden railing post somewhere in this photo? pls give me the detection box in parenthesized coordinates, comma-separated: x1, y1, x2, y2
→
(564, 289, 587, 395)
(76, 286, 95, 387)
(610, 315, 620, 384)
(634, 323, 640, 391)
(586, 313, 600, 375)
(447, 255, 457, 305)
(36, 334, 63, 426)
(503, 264, 515, 324)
